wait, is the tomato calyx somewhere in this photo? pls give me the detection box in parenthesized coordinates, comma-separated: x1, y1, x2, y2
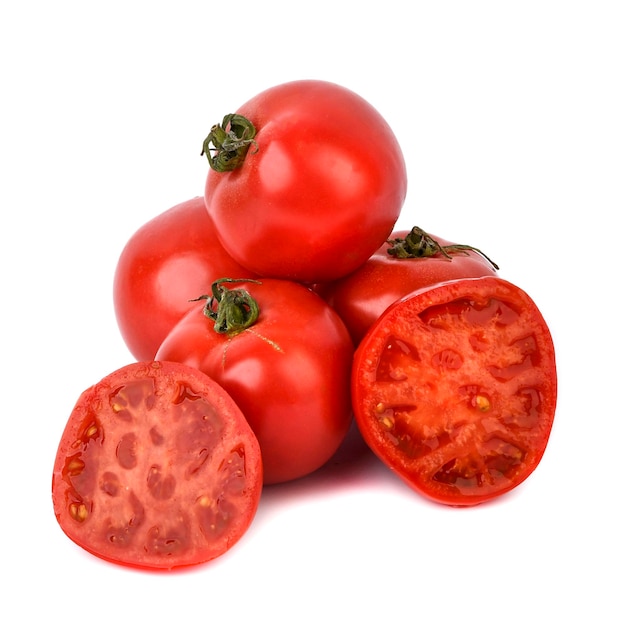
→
(201, 114, 258, 172)
(192, 278, 262, 335)
(386, 226, 500, 271)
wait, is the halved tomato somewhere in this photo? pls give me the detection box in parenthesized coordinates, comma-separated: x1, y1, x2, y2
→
(351, 276, 557, 506)
(52, 361, 262, 569)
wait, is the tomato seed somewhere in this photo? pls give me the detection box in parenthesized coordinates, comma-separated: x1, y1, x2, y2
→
(474, 395, 491, 412)
(196, 495, 212, 508)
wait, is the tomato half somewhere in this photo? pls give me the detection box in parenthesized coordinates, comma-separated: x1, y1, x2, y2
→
(156, 278, 354, 484)
(352, 276, 557, 506)
(319, 227, 499, 345)
(203, 80, 407, 283)
(52, 361, 262, 569)
(113, 197, 255, 361)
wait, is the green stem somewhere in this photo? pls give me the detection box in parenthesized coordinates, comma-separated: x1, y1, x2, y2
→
(191, 278, 262, 335)
(200, 114, 258, 172)
(386, 226, 499, 270)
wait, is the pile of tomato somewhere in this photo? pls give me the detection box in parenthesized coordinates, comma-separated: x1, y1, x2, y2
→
(52, 80, 557, 570)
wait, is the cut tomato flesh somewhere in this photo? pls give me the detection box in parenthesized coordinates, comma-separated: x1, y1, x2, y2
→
(352, 277, 557, 506)
(52, 361, 262, 569)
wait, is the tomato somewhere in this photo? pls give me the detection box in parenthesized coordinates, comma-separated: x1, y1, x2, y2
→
(319, 226, 499, 345)
(113, 197, 255, 361)
(351, 276, 557, 506)
(51, 360, 262, 570)
(156, 278, 354, 484)
(202, 80, 407, 283)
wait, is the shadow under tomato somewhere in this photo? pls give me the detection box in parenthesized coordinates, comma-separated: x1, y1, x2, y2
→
(257, 419, 401, 507)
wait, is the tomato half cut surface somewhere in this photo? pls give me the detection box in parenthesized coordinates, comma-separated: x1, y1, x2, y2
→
(52, 361, 263, 569)
(352, 277, 557, 506)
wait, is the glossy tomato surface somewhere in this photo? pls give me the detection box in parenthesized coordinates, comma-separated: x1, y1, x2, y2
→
(352, 276, 557, 506)
(113, 197, 255, 361)
(52, 361, 262, 569)
(156, 279, 354, 484)
(320, 228, 498, 345)
(204, 80, 407, 283)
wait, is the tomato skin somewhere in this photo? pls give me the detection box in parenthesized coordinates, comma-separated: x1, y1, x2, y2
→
(156, 279, 354, 485)
(52, 361, 262, 570)
(204, 80, 407, 283)
(352, 276, 557, 506)
(113, 197, 255, 361)
(319, 230, 498, 345)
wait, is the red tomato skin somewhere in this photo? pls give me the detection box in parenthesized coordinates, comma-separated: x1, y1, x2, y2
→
(352, 276, 557, 506)
(156, 279, 354, 485)
(52, 361, 263, 570)
(113, 197, 255, 361)
(205, 80, 407, 283)
(319, 230, 498, 345)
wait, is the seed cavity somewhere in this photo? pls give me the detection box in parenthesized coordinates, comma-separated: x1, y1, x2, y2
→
(74, 414, 103, 447)
(116, 432, 139, 470)
(147, 465, 176, 500)
(503, 387, 542, 429)
(375, 336, 420, 382)
(458, 385, 492, 413)
(69, 502, 88, 523)
(109, 379, 156, 421)
(100, 471, 121, 497)
(149, 426, 165, 446)
(105, 491, 145, 545)
(375, 404, 395, 430)
(431, 348, 463, 370)
(63, 453, 85, 477)
(145, 524, 190, 556)
(172, 382, 202, 405)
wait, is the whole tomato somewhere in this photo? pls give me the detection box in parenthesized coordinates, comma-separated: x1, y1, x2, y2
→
(113, 197, 255, 361)
(318, 226, 499, 345)
(202, 80, 407, 283)
(155, 278, 354, 485)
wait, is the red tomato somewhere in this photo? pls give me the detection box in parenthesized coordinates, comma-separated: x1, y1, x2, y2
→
(113, 197, 255, 361)
(52, 361, 263, 569)
(202, 80, 407, 283)
(319, 226, 499, 345)
(352, 276, 557, 506)
(156, 278, 354, 484)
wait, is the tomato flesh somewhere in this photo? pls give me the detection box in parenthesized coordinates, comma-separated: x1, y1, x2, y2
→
(52, 361, 262, 569)
(352, 277, 557, 506)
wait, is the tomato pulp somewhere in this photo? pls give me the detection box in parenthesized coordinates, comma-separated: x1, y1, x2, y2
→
(352, 276, 557, 506)
(52, 361, 263, 569)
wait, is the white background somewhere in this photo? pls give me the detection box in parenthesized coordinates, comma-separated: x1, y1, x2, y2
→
(2, 1, 624, 624)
